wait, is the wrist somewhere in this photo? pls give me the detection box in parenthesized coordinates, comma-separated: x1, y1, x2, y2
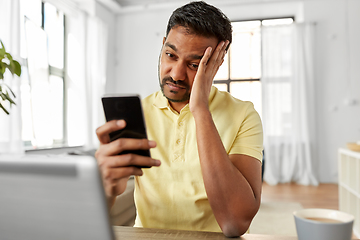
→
(107, 196, 116, 210)
(191, 106, 211, 119)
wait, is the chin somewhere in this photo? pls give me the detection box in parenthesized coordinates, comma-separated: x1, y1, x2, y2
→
(165, 93, 189, 103)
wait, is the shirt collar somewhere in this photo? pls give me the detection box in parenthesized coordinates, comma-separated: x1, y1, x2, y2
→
(153, 91, 170, 109)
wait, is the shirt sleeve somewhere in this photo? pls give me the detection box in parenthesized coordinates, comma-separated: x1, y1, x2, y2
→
(228, 102, 263, 162)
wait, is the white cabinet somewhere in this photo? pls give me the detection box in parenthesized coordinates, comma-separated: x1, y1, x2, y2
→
(338, 148, 360, 238)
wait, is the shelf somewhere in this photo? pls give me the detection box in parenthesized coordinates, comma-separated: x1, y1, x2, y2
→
(338, 148, 360, 238)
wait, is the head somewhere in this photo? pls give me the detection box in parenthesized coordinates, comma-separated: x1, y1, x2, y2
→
(166, 1, 232, 51)
(159, 1, 232, 105)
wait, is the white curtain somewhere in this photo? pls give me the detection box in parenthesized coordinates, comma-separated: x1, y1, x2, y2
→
(85, 16, 108, 149)
(66, 11, 108, 150)
(0, 0, 24, 154)
(0, 0, 108, 153)
(262, 23, 318, 185)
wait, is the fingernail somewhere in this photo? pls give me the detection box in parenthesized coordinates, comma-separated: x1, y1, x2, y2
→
(149, 140, 157, 147)
(117, 120, 125, 127)
(154, 159, 161, 166)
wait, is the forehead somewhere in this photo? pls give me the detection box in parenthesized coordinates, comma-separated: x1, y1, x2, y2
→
(164, 26, 218, 56)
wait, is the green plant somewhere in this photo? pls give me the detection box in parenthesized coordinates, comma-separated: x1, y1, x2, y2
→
(0, 40, 21, 115)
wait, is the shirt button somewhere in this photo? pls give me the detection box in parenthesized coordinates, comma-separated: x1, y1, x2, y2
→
(178, 121, 184, 127)
(176, 139, 181, 144)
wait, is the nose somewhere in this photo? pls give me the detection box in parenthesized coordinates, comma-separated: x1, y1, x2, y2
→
(170, 61, 186, 81)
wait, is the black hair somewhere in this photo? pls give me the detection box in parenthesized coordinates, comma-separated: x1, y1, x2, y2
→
(166, 1, 232, 49)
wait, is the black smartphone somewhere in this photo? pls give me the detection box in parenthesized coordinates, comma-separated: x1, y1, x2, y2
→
(101, 95, 151, 162)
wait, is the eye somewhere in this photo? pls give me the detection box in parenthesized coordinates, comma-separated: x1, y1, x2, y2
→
(189, 63, 199, 70)
(166, 52, 175, 58)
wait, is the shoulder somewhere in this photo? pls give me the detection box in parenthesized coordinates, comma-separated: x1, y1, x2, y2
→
(142, 91, 161, 108)
(142, 92, 157, 105)
(209, 86, 256, 115)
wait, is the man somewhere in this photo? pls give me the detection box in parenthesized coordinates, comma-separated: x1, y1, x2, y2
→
(95, 1, 263, 237)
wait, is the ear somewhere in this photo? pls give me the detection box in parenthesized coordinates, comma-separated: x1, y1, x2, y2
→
(162, 37, 166, 45)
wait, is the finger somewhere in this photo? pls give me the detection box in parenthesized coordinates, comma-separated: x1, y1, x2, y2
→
(198, 47, 213, 72)
(201, 42, 223, 74)
(198, 47, 212, 74)
(221, 40, 230, 59)
(104, 138, 156, 156)
(213, 41, 225, 57)
(208, 41, 228, 76)
(213, 59, 225, 75)
(216, 40, 229, 60)
(104, 154, 161, 169)
(102, 165, 144, 181)
(220, 40, 229, 59)
(96, 120, 126, 144)
(213, 41, 227, 65)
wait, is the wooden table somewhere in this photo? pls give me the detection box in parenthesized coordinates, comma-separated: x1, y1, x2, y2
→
(113, 226, 360, 239)
(113, 226, 298, 239)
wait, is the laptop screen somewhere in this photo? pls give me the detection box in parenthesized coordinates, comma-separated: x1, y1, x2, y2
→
(0, 154, 115, 240)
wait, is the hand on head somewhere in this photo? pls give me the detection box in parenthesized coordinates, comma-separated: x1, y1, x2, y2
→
(189, 40, 230, 114)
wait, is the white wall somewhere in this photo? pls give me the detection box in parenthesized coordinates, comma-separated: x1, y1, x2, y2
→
(303, 0, 360, 182)
(114, 8, 172, 98)
(91, 1, 117, 94)
(112, 0, 360, 183)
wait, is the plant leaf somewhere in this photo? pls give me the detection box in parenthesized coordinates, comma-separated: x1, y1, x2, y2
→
(0, 63, 5, 73)
(8, 61, 16, 75)
(0, 41, 5, 56)
(0, 40, 5, 50)
(8, 86, 16, 98)
(0, 39, 20, 115)
(0, 102, 10, 115)
(13, 60, 21, 76)
(1, 83, 16, 98)
(0, 92, 6, 100)
(4, 91, 16, 105)
(0, 92, 16, 106)
(4, 62, 16, 75)
(5, 52, 13, 61)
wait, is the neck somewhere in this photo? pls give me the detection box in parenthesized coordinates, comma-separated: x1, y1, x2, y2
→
(169, 101, 188, 113)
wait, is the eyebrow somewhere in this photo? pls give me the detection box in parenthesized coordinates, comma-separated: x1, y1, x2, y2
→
(165, 42, 177, 52)
(164, 42, 204, 60)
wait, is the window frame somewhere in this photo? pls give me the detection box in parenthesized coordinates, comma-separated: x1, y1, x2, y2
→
(21, 1, 67, 149)
(213, 16, 295, 92)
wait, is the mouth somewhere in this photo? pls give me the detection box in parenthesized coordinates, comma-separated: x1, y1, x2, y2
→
(160, 77, 191, 103)
(166, 81, 187, 91)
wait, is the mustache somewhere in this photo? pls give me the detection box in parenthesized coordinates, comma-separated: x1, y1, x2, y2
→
(162, 77, 188, 89)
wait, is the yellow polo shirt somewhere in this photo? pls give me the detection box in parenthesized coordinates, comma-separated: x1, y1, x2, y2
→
(134, 86, 263, 232)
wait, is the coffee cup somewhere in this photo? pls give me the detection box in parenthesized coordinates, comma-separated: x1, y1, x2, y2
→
(293, 208, 354, 240)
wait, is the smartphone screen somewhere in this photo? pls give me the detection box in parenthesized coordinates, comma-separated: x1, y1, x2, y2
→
(101, 95, 150, 159)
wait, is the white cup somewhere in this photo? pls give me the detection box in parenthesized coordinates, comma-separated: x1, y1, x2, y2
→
(293, 208, 354, 240)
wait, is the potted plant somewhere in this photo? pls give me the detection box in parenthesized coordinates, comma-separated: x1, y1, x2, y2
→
(0, 39, 21, 115)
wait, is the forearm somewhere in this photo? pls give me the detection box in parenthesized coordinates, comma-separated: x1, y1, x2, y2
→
(193, 109, 261, 236)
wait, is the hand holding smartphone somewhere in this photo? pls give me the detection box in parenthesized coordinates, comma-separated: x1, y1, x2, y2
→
(102, 95, 151, 167)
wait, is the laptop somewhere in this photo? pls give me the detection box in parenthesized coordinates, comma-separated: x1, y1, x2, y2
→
(0, 154, 115, 240)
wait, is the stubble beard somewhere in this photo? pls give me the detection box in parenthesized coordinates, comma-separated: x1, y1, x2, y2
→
(159, 76, 190, 103)
(158, 55, 190, 103)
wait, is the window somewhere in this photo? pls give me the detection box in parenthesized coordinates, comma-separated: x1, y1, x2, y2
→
(213, 18, 294, 119)
(19, 0, 66, 149)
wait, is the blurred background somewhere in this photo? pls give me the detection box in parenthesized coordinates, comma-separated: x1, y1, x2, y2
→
(0, 0, 359, 184)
